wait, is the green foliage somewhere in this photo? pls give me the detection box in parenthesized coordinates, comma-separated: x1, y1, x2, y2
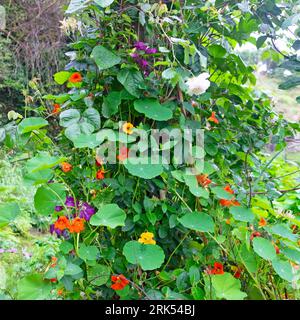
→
(1, 0, 300, 301)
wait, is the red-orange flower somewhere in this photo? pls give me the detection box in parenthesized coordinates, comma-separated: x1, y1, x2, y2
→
(208, 111, 219, 124)
(69, 72, 83, 83)
(250, 231, 261, 241)
(96, 169, 105, 180)
(258, 217, 267, 227)
(224, 185, 234, 194)
(117, 147, 129, 161)
(196, 174, 212, 187)
(219, 199, 240, 207)
(50, 256, 58, 268)
(61, 162, 73, 173)
(54, 216, 70, 231)
(50, 278, 57, 283)
(111, 274, 129, 291)
(274, 245, 280, 254)
(208, 262, 224, 275)
(69, 217, 85, 234)
(52, 104, 61, 114)
(231, 266, 242, 279)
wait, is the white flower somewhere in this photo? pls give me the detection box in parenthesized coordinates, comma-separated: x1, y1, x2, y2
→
(60, 17, 78, 34)
(186, 72, 210, 96)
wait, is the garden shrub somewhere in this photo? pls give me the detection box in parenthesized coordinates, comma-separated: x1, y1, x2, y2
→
(2, 0, 300, 300)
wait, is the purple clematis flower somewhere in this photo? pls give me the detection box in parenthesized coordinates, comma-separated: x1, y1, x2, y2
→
(65, 196, 76, 208)
(50, 224, 69, 239)
(79, 202, 96, 221)
(145, 47, 157, 54)
(0, 249, 5, 254)
(134, 41, 148, 51)
(55, 206, 64, 212)
(130, 52, 139, 59)
(7, 248, 18, 253)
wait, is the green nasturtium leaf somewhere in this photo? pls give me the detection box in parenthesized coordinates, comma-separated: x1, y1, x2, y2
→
(26, 152, 67, 173)
(66, 0, 87, 13)
(78, 244, 99, 261)
(72, 133, 100, 149)
(268, 224, 298, 242)
(124, 159, 164, 179)
(59, 109, 81, 127)
(87, 264, 110, 286)
(0, 202, 21, 228)
(178, 212, 215, 232)
(90, 204, 126, 228)
(117, 69, 144, 98)
(23, 169, 53, 186)
(252, 237, 276, 261)
(208, 44, 227, 58)
(134, 99, 173, 121)
(91, 45, 121, 71)
(211, 186, 234, 200)
(211, 273, 247, 300)
(82, 107, 101, 130)
(18, 117, 48, 134)
(94, 0, 114, 8)
(34, 183, 66, 216)
(53, 71, 71, 85)
(102, 91, 121, 118)
(65, 121, 95, 141)
(239, 243, 257, 274)
(17, 274, 51, 300)
(272, 258, 294, 282)
(229, 206, 254, 222)
(123, 240, 165, 271)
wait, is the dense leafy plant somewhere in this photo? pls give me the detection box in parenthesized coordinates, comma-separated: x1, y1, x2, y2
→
(2, 0, 300, 300)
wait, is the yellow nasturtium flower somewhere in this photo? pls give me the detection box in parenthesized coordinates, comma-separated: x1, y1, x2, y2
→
(138, 232, 156, 245)
(122, 122, 134, 135)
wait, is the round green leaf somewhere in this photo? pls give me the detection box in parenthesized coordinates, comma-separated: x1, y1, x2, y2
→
(229, 206, 254, 222)
(25, 152, 67, 173)
(252, 237, 276, 261)
(123, 241, 165, 271)
(65, 121, 94, 141)
(178, 212, 215, 232)
(87, 264, 110, 286)
(34, 183, 66, 216)
(90, 204, 126, 228)
(53, 71, 71, 85)
(134, 99, 173, 121)
(0, 202, 21, 228)
(94, 0, 114, 8)
(91, 45, 121, 71)
(17, 274, 51, 300)
(59, 109, 81, 127)
(124, 159, 164, 179)
(272, 258, 294, 282)
(211, 273, 247, 300)
(78, 244, 99, 261)
(18, 117, 48, 134)
(82, 107, 101, 130)
(117, 69, 144, 98)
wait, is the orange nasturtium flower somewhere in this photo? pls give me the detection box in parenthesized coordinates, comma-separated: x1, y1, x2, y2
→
(207, 262, 224, 275)
(196, 174, 212, 187)
(54, 216, 70, 231)
(111, 275, 129, 291)
(50, 257, 58, 268)
(61, 162, 73, 173)
(258, 217, 267, 227)
(122, 122, 134, 135)
(52, 104, 61, 114)
(117, 147, 129, 161)
(224, 185, 234, 194)
(138, 232, 156, 245)
(69, 217, 85, 234)
(231, 265, 242, 279)
(69, 72, 83, 83)
(208, 111, 219, 124)
(96, 169, 105, 180)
